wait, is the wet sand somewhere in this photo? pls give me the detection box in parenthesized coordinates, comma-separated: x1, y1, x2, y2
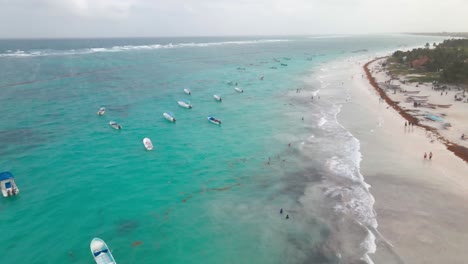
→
(337, 57, 468, 263)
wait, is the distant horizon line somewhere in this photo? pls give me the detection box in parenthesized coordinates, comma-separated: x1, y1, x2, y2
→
(0, 32, 458, 40)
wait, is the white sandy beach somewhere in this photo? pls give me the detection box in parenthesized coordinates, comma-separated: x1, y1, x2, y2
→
(368, 59, 468, 148)
(336, 57, 468, 263)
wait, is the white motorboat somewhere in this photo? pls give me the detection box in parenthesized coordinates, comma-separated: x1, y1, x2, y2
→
(235, 87, 244, 93)
(163, 112, 176, 122)
(213, 94, 222, 102)
(90, 238, 116, 264)
(109, 121, 122, 130)
(97, 107, 106, 116)
(143, 137, 153, 150)
(208, 116, 222, 125)
(178, 100, 192, 109)
(0, 172, 19, 197)
(184, 88, 191, 95)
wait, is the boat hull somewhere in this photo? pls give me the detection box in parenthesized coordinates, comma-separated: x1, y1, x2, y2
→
(235, 87, 243, 93)
(178, 101, 192, 109)
(109, 121, 121, 130)
(1, 188, 19, 197)
(90, 238, 117, 264)
(213, 95, 222, 101)
(208, 116, 222, 125)
(163, 113, 176, 122)
(143, 138, 154, 150)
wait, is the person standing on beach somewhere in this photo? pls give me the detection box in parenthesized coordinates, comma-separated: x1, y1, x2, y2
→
(424, 152, 427, 159)
(429, 152, 433, 159)
(405, 121, 407, 127)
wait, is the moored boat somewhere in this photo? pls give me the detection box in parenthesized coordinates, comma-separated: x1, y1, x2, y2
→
(213, 94, 222, 101)
(235, 87, 244, 93)
(184, 88, 191, 95)
(0, 172, 19, 197)
(178, 100, 192, 109)
(90, 238, 117, 264)
(109, 121, 122, 130)
(163, 112, 176, 122)
(97, 107, 106, 116)
(208, 116, 222, 125)
(143, 137, 154, 150)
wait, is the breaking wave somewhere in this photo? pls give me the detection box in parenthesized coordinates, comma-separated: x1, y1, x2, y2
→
(0, 39, 291, 58)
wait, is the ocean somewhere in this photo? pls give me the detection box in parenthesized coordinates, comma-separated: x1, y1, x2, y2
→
(0, 34, 444, 264)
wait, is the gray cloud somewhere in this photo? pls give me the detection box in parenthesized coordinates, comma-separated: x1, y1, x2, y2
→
(0, 0, 467, 38)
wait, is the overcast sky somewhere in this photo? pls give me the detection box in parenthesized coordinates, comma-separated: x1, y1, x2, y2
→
(0, 0, 467, 38)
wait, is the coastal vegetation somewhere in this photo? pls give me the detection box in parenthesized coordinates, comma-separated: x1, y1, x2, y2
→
(389, 39, 468, 84)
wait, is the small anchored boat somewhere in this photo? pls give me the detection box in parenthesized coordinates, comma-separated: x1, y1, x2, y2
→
(109, 121, 122, 130)
(90, 238, 117, 264)
(163, 112, 176, 122)
(143, 137, 154, 150)
(1, 172, 19, 197)
(235, 87, 244, 93)
(178, 100, 192, 109)
(97, 107, 106, 116)
(184, 88, 191, 95)
(213, 95, 222, 102)
(208, 116, 222, 125)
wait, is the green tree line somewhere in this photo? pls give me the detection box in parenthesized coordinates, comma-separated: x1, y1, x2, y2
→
(392, 39, 468, 83)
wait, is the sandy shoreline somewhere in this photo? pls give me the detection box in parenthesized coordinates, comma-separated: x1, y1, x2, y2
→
(364, 58, 468, 163)
(337, 55, 468, 263)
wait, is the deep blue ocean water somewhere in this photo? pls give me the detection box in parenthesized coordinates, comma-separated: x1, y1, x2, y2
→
(0, 34, 444, 264)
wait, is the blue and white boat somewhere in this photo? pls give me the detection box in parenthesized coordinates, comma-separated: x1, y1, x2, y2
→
(178, 100, 192, 109)
(90, 238, 116, 264)
(213, 94, 222, 102)
(163, 112, 176, 122)
(208, 116, 222, 125)
(184, 88, 191, 95)
(0, 172, 19, 197)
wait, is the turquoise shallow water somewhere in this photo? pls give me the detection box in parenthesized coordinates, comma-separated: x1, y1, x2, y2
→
(0, 35, 444, 263)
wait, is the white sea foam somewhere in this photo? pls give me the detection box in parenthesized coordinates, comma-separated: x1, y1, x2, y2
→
(318, 117, 327, 127)
(0, 39, 291, 58)
(358, 229, 377, 264)
(308, 35, 350, 39)
(306, 61, 377, 263)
